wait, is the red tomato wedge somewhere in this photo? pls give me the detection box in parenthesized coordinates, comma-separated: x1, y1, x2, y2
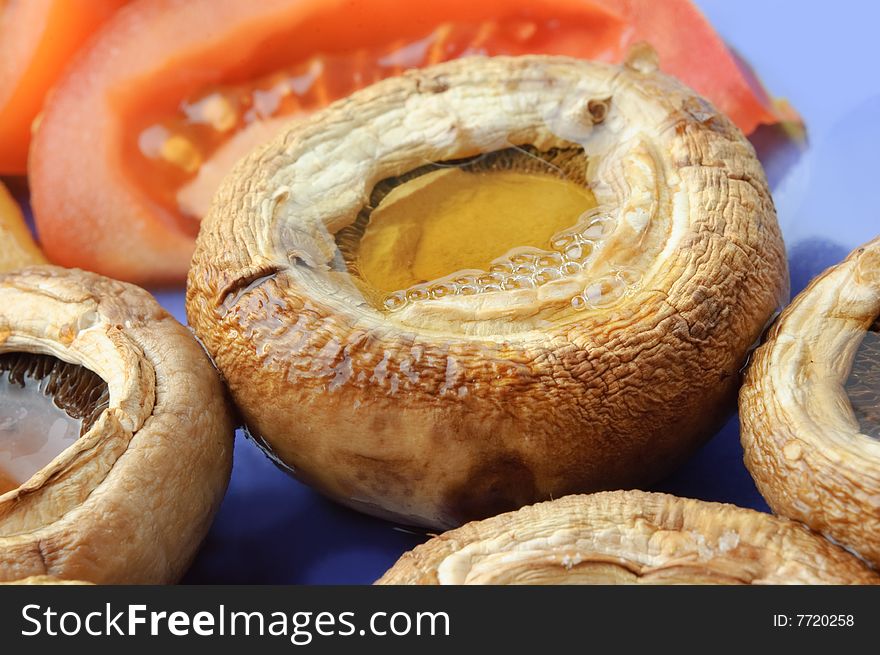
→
(30, 0, 795, 285)
(0, 0, 127, 173)
(600, 0, 798, 133)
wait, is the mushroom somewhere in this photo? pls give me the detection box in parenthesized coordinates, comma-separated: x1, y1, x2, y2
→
(740, 237, 880, 567)
(0, 181, 46, 273)
(0, 267, 233, 583)
(0, 576, 90, 585)
(188, 55, 788, 529)
(377, 491, 879, 584)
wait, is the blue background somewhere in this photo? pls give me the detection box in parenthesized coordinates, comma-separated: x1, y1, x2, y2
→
(10, 0, 880, 584)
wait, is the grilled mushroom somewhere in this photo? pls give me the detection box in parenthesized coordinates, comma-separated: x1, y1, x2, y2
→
(377, 491, 878, 584)
(0, 267, 233, 583)
(0, 181, 45, 273)
(0, 576, 89, 585)
(740, 237, 880, 567)
(188, 55, 788, 528)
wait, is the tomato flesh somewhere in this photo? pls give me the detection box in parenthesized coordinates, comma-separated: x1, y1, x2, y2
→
(0, 0, 127, 173)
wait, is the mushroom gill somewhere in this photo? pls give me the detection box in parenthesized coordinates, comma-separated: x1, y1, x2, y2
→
(845, 318, 880, 439)
(0, 353, 109, 495)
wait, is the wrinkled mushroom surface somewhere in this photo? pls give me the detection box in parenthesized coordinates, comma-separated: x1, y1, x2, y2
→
(740, 237, 880, 567)
(188, 55, 788, 529)
(0, 575, 90, 585)
(377, 491, 878, 584)
(0, 267, 233, 583)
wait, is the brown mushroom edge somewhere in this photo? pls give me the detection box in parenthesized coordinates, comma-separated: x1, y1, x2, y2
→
(0, 267, 233, 584)
(740, 237, 880, 567)
(0, 575, 91, 585)
(376, 491, 879, 584)
(188, 55, 788, 529)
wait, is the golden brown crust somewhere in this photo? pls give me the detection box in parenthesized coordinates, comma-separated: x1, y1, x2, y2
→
(0, 266, 234, 584)
(188, 55, 788, 528)
(377, 491, 878, 584)
(0, 575, 91, 585)
(740, 237, 880, 567)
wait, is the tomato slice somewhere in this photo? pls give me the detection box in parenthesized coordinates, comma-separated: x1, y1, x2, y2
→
(0, 180, 47, 273)
(0, 0, 127, 174)
(29, 0, 794, 285)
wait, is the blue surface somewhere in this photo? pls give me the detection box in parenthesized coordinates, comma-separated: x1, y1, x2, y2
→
(8, 0, 880, 584)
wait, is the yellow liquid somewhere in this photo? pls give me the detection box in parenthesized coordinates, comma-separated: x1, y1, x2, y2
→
(356, 168, 597, 295)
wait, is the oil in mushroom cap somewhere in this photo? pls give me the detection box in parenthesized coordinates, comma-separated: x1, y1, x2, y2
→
(336, 146, 641, 314)
(358, 167, 595, 294)
(845, 320, 880, 439)
(0, 353, 109, 495)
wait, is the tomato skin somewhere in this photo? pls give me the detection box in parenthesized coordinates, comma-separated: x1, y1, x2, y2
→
(0, 0, 127, 174)
(29, 0, 792, 286)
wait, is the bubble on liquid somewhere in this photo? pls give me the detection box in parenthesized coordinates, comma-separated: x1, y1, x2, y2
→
(537, 253, 564, 268)
(383, 292, 407, 311)
(582, 217, 616, 239)
(584, 276, 626, 307)
(564, 245, 583, 261)
(509, 252, 539, 266)
(571, 294, 587, 310)
(481, 283, 502, 293)
(551, 234, 576, 251)
(576, 240, 596, 260)
(560, 261, 581, 276)
(406, 287, 430, 303)
(430, 283, 456, 299)
(477, 273, 503, 286)
(489, 262, 513, 275)
(459, 285, 479, 295)
(534, 267, 562, 285)
(503, 276, 537, 291)
(565, 242, 596, 263)
(512, 263, 536, 276)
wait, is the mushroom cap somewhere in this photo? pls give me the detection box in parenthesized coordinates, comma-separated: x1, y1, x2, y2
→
(377, 491, 878, 584)
(188, 55, 788, 528)
(740, 237, 880, 567)
(0, 575, 90, 585)
(0, 267, 233, 584)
